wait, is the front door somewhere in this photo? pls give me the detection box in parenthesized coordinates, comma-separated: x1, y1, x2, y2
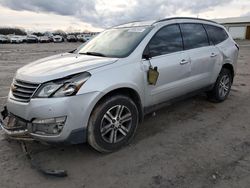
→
(142, 24, 191, 107)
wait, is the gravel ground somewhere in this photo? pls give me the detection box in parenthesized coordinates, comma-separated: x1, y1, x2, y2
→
(0, 41, 250, 188)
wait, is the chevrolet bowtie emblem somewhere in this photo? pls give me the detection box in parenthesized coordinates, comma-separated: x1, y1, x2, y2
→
(11, 84, 17, 92)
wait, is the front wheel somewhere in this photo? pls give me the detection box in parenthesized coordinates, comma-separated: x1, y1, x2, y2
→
(88, 95, 139, 153)
(207, 68, 233, 103)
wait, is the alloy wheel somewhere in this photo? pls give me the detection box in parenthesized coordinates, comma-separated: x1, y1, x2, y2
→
(218, 75, 231, 98)
(100, 105, 132, 144)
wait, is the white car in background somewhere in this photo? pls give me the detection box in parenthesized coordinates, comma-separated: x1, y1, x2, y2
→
(39, 36, 50, 43)
(76, 34, 93, 42)
(0, 35, 10, 43)
(66, 35, 77, 42)
(76, 34, 85, 42)
(20, 36, 27, 43)
(53, 35, 64, 43)
(9, 35, 24, 44)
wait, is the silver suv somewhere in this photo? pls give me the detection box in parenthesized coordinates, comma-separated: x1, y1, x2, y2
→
(0, 18, 239, 153)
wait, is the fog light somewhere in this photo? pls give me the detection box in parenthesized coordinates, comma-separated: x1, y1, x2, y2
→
(31, 116, 66, 135)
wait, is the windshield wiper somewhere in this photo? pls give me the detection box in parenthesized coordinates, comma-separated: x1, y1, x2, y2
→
(79, 52, 106, 57)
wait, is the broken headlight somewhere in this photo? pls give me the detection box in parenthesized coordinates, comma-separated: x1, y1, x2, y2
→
(34, 72, 91, 98)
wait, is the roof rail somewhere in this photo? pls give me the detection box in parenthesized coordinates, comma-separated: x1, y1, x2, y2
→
(154, 17, 218, 24)
(113, 20, 154, 29)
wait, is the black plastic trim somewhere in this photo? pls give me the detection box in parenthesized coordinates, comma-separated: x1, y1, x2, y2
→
(154, 17, 217, 24)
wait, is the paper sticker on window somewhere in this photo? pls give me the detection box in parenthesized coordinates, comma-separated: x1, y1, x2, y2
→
(128, 28, 146, 33)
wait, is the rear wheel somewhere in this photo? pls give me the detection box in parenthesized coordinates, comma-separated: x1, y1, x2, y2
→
(207, 68, 233, 103)
(88, 95, 139, 153)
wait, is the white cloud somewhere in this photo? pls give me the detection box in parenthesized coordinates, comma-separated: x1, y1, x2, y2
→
(0, 5, 102, 32)
(0, 0, 250, 31)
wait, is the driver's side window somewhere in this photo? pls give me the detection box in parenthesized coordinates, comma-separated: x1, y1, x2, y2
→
(148, 24, 184, 57)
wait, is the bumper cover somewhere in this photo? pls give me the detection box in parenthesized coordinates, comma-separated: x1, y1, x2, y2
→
(1, 91, 101, 144)
(0, 107, 86, 144)
(0, 107, 31, 140)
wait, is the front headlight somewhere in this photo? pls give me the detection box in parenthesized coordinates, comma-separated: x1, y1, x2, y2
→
(34, 72, 91, 98)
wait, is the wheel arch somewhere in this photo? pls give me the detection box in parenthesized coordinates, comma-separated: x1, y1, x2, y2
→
(222, 63, 235, 80)
(90, 87, 144, 124)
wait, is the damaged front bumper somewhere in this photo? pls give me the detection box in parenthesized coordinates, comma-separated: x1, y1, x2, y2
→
(0, 107, 33, 141)
(0, 106, 72, 143)
(0, 92, 101, 144)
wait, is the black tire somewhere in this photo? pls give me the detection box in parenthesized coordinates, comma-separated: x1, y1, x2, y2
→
(207, 68, 233, 103)
(88, 95, 139, 153)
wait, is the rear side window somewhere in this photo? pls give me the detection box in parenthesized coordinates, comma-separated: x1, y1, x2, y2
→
(180, 23, 209, 50)
(148, 24, 183, 57)
(204, 24, 229, 45)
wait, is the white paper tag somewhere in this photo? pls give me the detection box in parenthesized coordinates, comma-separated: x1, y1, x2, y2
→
(128, 28, 146, 33)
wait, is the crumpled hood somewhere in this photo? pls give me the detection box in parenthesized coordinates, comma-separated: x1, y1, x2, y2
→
(16, 53, 118, 83)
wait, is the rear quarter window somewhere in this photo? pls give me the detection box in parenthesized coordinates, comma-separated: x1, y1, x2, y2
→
(204, 24, 229, 45)
(180, 23, 209, 50)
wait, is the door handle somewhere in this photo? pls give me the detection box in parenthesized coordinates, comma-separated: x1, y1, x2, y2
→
(211, 53, 217, 57)
(180, 59, 189, 65)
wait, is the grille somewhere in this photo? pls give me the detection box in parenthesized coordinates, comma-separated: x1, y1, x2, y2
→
(11, 79, 39, 102)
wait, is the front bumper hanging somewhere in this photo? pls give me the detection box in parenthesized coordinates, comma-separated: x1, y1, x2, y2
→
(0, 106, 33, 141)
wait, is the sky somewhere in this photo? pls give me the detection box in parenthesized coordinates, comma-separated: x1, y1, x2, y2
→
(0, 0, 250, 32)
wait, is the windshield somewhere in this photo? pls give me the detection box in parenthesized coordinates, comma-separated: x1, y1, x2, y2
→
(77, 26, 152, 58)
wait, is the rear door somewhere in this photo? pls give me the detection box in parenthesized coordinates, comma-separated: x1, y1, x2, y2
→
(204, 24, 238, 81)
(142, 24, 191, 106)
(179, 23, 220, 90)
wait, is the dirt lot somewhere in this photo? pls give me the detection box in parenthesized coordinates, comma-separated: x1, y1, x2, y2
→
(0, 41, 250, 188)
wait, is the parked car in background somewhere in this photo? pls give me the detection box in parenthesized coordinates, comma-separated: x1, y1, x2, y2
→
(9, 35, 23, 44)
(77, 34, 86, 42)
(53, 35, 64, 43)
(77, 34, 93, 42)
(0, 35, 10, 43)
(67, 35, 77, 42)
(26, 35, 39, 43)
(49, 36, 54, 42)
(83, 35, 92, 41)
(44, 32, 54, 42)
(39, 36, 50, 43)
(0, 17, 239, 153)
(20, 35, 27, 43)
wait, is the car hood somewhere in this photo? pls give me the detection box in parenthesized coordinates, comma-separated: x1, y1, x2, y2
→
(16, 53, 119, 83)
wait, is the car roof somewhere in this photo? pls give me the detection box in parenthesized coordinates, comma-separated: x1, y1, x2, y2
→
(114, 17, 218, 28)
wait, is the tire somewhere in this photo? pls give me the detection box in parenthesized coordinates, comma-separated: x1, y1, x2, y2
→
(88, 95, 139, 153)
(207, 68, 233, 103)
